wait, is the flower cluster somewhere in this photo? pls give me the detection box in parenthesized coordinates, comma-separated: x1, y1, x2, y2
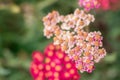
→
(78, 0, 120, 11)
(30, 44, 80, 80)
(78, 0, 100, 11)
(100, 0, 120, 10)
(43, 8, 94, 38)
(42, 8, 106, 73)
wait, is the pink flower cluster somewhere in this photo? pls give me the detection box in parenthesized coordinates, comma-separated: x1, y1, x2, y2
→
(78, 0, 120, 11)
(78, 0, 100, 11)
(42, 8, 106, 73)
(30, 44, 80, 80)
(100, 0, 119, 10)
(43, 9, 94, 39)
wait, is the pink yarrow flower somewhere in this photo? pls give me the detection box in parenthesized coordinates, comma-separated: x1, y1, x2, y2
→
(30, 44, 80, 80)
(42, 8, 107, 73)
(78, 0, 120, 10)
(99, 0, 119, 10)
(78, 0, 100, 11)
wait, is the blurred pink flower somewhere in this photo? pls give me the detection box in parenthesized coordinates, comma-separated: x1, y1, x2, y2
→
(30, 44, 80, 80)
(99, 0, 120, 10)
(78, 0, 120, 11)
(78, 0, 100, 11)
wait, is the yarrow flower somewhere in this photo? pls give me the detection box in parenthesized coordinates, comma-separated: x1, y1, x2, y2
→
(78, 0, 120, 11)
(30, 44, 80, 80)
(43, 8, 95, 38)
(42, 8, 106, 73)
(78, 0, 100, 11)
(100, 0, 120, 10)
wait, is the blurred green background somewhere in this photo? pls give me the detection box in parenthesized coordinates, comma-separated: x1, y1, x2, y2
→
(0, 0, 120, 80)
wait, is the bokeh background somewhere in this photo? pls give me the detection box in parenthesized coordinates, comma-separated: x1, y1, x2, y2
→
(0, 0, 120, 80)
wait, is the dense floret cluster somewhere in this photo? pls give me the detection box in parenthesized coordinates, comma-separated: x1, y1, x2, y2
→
(30, 44, 80, 80)
(43, 9, 106, 73)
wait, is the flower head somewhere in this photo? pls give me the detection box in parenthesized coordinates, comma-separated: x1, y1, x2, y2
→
(43, 9, 95, 39)
(42, 8, 106, 73)
(30, 44, 80, 80)
(78, 0, 120, 11)
(78, 0, 100, 11)
(99, 0, 120, 10)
